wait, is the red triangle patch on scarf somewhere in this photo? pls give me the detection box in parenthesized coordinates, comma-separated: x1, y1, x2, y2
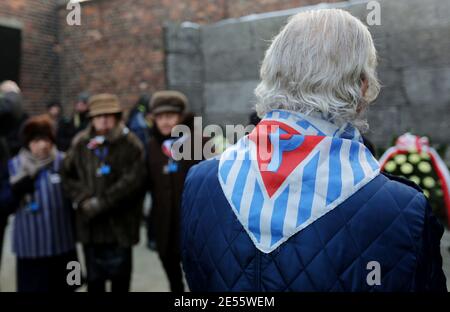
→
(249, 120, 324, 198)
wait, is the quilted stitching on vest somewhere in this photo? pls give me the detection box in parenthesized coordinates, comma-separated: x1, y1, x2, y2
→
(181, 159, 426, 292)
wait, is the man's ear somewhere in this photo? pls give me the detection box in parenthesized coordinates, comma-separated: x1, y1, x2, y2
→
(356, 75, 370, 114)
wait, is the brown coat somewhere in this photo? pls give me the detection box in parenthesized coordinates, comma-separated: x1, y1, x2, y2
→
(147, 116, 201, 259)
(61, 123, 146, 247)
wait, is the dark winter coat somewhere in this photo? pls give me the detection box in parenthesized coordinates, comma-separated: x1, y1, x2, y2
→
(127, 108, 151, 157)
(61, 123, 146, 247)
(0, 91, 26, 267)
(147, 114, 201, 259)
(56, 112, 90, 152)
(0, 92, 28, 157)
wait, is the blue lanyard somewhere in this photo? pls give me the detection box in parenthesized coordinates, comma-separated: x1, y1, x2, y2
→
(94, 146, 112, 177)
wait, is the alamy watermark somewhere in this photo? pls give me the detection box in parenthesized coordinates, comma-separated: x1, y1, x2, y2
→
(366, 261, 382, 286)
(65, 1, 381, 27)
(66, 261, 82, 286)
(65, 259, 381, 287)
(366, 1, 381, 26)
(66, 0, 81, 26)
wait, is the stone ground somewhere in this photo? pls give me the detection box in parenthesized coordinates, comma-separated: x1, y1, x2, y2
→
(0, 221, 449, 292)
(0, 223, 170, 292)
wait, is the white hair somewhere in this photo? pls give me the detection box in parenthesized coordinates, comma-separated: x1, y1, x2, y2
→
(0, 80, 21, 94)
(255, 9, 380, 131)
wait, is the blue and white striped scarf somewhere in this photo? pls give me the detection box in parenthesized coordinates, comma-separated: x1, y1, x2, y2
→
(8, 151, 76, 258)
(218, 110, 380, 253)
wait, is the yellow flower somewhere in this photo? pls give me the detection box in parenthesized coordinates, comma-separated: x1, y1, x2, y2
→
(384, 161, 396, 172)
(400, 163, 413, 175)
(394, 154, 407, 164)
(423, 177, 436, 188)
(418, 162, 432, 173)
(408, 153, 421, 164)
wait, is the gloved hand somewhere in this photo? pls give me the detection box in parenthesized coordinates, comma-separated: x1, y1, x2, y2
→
(80, 197, 102, 219)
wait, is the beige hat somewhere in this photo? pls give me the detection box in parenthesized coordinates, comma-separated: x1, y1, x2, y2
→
(150, 90, 188, 115)
(88, 93, 122, 118)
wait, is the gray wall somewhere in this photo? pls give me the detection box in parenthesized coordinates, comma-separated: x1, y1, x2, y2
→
(165, 0, 450, 151)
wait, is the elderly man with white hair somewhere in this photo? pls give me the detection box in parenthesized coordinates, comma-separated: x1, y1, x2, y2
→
(180, 9, 447, 291)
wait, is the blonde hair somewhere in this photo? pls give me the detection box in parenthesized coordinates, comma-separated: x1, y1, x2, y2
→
(255, 9, 380, 131)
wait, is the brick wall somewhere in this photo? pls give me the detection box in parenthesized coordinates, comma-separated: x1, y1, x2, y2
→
(0, 0, 60, 114)
(57, 0, 335, 113)
(0, 0, 340, 114)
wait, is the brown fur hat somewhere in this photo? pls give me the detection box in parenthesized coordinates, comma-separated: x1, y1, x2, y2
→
(21, 114, 56, 146)
(150, 90, 188, 115)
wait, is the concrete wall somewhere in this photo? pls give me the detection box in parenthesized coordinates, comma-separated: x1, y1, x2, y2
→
(165, 0, 450, 150)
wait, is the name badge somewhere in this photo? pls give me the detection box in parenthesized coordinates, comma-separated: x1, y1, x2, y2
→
(163, 161, 179, 174)
(49, 173, 61, 184)
(96, 164, 111, 177)
(26, 201, 40, 213)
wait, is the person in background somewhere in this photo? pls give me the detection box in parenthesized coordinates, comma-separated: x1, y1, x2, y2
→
(126, 93, 156, 250)
(0, 149, 13, 290)
(127, 93, 152, 156)
(46, 101, 62, 123)
(0, 80, 28, 156)
(62, 94, 146, 292)
(7, 115, 77, 292)
(57, 92, 90, 151)
(0, 80, 27, 285)
(181, 9, 447, 292)
(147, 91, 200, 292)
(0, 156, 12, 291)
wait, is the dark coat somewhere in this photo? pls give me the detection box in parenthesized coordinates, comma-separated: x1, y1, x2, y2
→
(147, 114, 201, 259)
(56, 112, 89, 152)
(0, 92, 25, 268)
(182, 159, 447, 292)
(0, 162, 13, 264)
(127, 108, 151, 157)
(0, 91, 28, 157)
(61, 124, 146, 247)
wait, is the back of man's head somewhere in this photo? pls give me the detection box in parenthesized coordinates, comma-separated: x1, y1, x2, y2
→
(255, 9, 380, 131)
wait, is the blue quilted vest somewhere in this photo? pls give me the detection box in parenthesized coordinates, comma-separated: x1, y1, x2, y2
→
(181, 158, 447, 291)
